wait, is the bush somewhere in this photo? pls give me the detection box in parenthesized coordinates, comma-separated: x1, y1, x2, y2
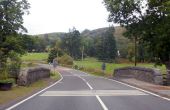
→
(0, 78, 14, 84)
(48, 48, 63, 63)
(73, 65, 79, 69)
(8, 52, 22, 83)
(58, 54, 73, 66)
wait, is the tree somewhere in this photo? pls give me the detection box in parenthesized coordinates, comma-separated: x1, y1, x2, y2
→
(96, 27, 117, 62)
(48, 40, 63, 63)
(61, 28, 81, 59)
(104, 0, 170, 73)
(0, 0, 30, 78)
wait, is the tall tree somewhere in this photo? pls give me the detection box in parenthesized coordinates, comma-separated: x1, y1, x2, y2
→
(61, 28, 81, 59)
(96, 27, 117, 62)
(0, 0, 30, 68)
(104, 0, 170, 73)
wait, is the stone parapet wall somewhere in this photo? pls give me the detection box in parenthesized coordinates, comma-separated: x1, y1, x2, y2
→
(17, 67, 50, 86)
(114, 67, 163, 85)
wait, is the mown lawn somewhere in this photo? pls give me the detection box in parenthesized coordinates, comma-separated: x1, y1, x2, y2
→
(21, 53, 48, 61)
(74, 57, 166, 76)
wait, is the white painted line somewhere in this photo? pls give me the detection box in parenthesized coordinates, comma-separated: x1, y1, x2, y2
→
(74, 69, 88, 75)
(68, 67, 170, 102)
(40, 90, 148, 96)
(6, 71, 63, 110)
(86, 82, 93, 90)
(108, 79, 170, 101)
(76, 74, 108, 110)
(77, 75, 93, 90)
(77, 76, 86, 82)
(96, 95, 108, 110)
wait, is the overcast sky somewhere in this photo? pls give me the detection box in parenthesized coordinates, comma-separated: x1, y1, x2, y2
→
(23, 0, 112, 35)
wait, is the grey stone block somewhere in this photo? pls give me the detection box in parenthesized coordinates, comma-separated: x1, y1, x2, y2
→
(17, 67, 50, 86)
(114, 67, 163, 85)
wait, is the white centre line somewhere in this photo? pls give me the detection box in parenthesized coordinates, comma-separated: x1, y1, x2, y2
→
(96, 95, 108, 110)
(77, 75, 108, 110)
(86, 82, 93, 90)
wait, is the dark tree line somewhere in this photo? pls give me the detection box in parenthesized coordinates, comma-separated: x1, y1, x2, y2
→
(47, 27, 118, 62)
(104, 0, 170, 71)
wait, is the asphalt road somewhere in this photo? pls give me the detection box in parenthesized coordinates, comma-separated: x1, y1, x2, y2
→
(6, 67, 170, 110)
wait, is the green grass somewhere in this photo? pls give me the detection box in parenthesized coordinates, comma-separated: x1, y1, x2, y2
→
(74, 57, 166, 76)
(21, 53, 48, 61)
(50, 71, 61, 80)
(0, 80, 46, 105)
(21, 53, 49, 68)
(0, 71, 61, 105)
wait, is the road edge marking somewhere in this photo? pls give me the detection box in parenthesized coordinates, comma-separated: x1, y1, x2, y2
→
(6, 70, 63, 110)
(71, 67, 170, 101)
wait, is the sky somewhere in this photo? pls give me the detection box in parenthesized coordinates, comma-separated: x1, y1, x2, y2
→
(23, 0, 112, 35)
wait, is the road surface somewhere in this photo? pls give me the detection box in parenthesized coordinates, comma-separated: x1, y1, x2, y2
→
(6, 67, 170, 110)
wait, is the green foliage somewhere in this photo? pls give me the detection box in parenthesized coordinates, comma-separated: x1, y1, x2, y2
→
(50, 71, 61, 80)
(58, 54, 74, 66)
(96, 27, 117, 62)
(104, 0, 170, 69)
(8, 52, 22, 82)
(48, 48, 63, 63)
(0, 78, 14, 84)
(0, 0, 30, 78)
(74, 57, 166, 76)
(61, 28, 81, 59)
(22, 53, 48, 61)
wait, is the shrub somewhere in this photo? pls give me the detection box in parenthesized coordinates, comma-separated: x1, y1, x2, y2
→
(0, 78, 14, 84)
(8, 52, 22, 83)
(73, 65, 79, 69)
(48, 48, 63, 63)
(58, 54, 73, 66)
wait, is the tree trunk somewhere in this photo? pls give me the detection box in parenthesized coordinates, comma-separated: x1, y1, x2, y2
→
(134, 36, 137, 66)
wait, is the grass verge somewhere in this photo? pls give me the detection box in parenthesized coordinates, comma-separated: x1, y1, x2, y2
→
(21, 53, 48, 62)
(74, 57, 166, 77)
(0, 71, 60, 106)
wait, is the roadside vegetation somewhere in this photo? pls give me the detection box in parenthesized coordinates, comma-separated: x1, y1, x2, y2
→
(0, 71, 60, 105)
(74, 58, 166, 77)
(21, 53, 48, 62)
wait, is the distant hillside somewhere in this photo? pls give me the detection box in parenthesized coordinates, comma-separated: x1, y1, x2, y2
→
(81, 26, 130, 58)
(81, 26, 126, 38)
(36, 32, 66, 41)
(36, 26, 127, 41)
(35, 26, 131, 57)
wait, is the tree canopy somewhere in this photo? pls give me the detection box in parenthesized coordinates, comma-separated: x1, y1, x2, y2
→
(0, 0, 30, 76)
(104, 0, 170, 69)
(0, 0, 30, 58)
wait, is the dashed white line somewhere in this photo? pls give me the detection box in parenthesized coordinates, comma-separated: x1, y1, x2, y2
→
(76, 75, 108, 110)
(73, 66, 170, 102)
(86, 82, 93, 90)
(96, 95, 108, 110)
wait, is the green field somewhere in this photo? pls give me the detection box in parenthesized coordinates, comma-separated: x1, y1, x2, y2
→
(21, 53, 49, 68)
(21, 53, 166, 75)
(22, 53, 48, 61)
(74, 58, 166, 76)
